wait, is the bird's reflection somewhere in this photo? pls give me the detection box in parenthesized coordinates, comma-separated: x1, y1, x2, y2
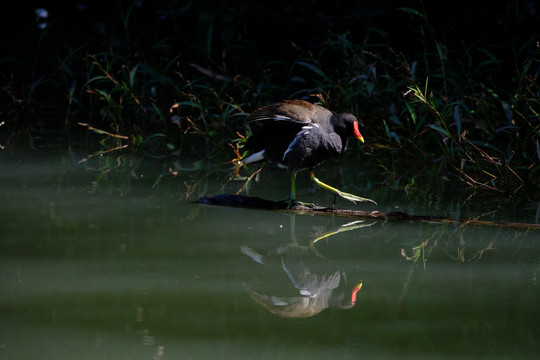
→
(241, 217, 373, 318)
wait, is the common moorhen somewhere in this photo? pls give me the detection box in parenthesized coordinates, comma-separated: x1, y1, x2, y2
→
(240, 100, 376, 206)
(241, 243, 363, 318)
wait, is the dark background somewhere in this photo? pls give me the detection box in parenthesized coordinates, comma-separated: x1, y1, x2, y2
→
(0, 1, 538, 198)
(3, 1, 538, 85)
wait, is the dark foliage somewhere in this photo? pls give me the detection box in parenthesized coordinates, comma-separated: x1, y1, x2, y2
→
(1, 1, 539, 197)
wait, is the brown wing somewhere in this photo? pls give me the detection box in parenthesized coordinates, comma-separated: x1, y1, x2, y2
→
(245, 100, 333, 126)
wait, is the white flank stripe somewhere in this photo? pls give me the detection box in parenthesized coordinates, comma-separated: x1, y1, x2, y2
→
(283, 137, 299, 160)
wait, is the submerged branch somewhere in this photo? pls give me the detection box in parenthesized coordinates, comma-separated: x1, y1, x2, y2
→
(196, 194, 540, 230)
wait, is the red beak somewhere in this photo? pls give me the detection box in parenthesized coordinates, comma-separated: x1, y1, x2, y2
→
(351, 282, 363, 305)
(353, 121, 364, 143)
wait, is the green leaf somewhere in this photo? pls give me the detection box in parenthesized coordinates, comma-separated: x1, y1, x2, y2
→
(151, 103, 165, 121)
(142, 133, 166, 142)
(129, 63, 140, 87)
(500, 101, 513, 121)
(176, 101, 203, 110)
(296, 61, 329, 81)
(397, 7, 425, 18)
(405, 102, 418, 126)
(453, 105, 462, 135)
(427, 124, 450, 137)
(478, 48, 501, 67)
(84, 75, 109, 86)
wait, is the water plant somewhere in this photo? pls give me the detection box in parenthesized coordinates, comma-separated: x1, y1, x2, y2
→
(1, 1, 538, 200)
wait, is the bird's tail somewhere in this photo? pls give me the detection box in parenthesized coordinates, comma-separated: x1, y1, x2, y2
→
(240, 150, 265, 165)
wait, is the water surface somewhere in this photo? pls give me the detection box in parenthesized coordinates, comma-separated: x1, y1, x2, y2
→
(1, 155, 539, 359)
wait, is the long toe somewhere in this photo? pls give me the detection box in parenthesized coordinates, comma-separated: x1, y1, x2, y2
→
(311, 172, 377, 205)
(337, 190, 377, 205)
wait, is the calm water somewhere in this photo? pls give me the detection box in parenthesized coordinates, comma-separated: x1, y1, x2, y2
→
(1, 155, 539, 359)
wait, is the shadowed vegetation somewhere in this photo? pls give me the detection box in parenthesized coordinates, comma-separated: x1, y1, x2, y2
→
(1, 1, 539, 201)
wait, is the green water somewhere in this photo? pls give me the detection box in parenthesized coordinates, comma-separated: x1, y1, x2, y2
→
(1, 155, 539, 359)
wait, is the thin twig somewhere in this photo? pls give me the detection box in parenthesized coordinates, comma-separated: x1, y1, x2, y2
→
(78, 122, 129, 139)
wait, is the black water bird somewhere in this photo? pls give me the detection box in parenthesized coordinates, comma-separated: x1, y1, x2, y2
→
(240, 100, 376, 206)
(241, 244, 363, 318)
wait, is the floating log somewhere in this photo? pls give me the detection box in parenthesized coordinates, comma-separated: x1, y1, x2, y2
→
(196, 194, 540, 230)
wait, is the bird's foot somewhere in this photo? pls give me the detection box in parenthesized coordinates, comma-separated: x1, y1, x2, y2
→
(283, 199, 317, 209)
(310, 172, 377, 205)
(334, 189, 378, 205)
(294, 200, 318, 209)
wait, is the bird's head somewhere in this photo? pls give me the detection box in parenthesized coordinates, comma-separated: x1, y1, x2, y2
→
(339, 113, 364, 143)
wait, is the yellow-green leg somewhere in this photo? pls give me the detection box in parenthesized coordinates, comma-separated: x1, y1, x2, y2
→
(286, 172, 315, 209)
(290, 172, 297, 203)
(285, 172, 299, 209)
(310, 171, 377, 205)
